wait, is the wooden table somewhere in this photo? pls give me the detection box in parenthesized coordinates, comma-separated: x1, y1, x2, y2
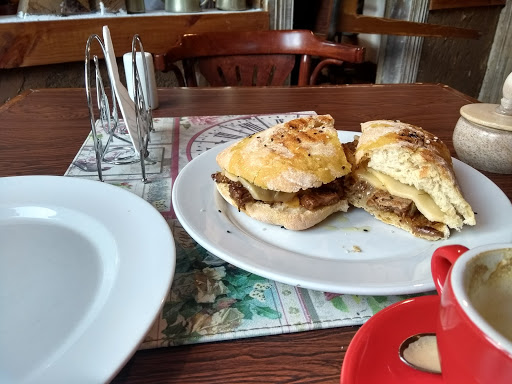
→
(1, 84, 510, 383)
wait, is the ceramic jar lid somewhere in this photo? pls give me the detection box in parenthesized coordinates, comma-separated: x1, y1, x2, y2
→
(460, 103, 512, 132)
(461, 71, 512, 132)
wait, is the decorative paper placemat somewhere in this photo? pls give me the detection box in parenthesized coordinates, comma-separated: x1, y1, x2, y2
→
(65, 112, 421, 349)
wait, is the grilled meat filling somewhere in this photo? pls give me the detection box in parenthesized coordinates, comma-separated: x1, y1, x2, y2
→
(298, 178, 345, 210)
(211, 172, 345, 211)
(367, 190, 416, 218)
(345, 176, 445, 239)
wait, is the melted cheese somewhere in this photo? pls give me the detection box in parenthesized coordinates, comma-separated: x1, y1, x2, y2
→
(223, 171, 296, 202)
(359, 168, 445, 223)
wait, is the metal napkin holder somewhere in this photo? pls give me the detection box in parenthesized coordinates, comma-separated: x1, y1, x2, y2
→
(84, 33, 153, 182)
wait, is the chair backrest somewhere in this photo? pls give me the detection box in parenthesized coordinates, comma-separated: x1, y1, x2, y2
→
(153, 30, 365, 87)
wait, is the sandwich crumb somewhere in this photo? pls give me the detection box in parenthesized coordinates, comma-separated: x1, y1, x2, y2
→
(352, 245, 362, 252)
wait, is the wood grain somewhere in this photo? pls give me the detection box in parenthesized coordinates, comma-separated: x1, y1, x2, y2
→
(0, 11, 269, 68)
(112, 327, 359, 384)
(1, 84, 510, 383)
(430, 0, 506, 10)
(337, 13, 481, 39)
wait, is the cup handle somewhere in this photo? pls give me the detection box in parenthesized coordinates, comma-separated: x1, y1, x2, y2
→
(431, 245, 469, 295)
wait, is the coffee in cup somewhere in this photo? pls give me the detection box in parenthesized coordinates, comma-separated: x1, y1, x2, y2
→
(466, 247, 512, 342)
(431, 243, 512, 384)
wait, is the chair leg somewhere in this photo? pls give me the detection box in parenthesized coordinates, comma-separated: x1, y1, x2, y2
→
(183, 59, 198, 87)
(298, 55, 312, 86)
(168, 64, 186, 87)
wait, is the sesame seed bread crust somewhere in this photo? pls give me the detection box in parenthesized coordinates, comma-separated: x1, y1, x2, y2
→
(216, 115, 351, 193)
(215, 183, 349, 230)
(354, 120, 475, 230)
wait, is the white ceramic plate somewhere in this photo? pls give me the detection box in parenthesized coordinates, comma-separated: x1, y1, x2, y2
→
(0, 176, 175, 383)
(172, 131, 512, 295)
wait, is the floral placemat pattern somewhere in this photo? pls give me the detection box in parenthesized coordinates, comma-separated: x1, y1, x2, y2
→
(65, 113, 422, 349)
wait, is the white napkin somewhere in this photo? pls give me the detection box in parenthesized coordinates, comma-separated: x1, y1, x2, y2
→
(102, 26, 141, 152)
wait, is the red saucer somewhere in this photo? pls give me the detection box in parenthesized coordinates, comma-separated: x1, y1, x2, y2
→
(340, 295, 443, 384)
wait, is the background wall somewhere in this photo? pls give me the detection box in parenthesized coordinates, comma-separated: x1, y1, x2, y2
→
(416, 5, 502, 101)
(1, 0, 509, 105)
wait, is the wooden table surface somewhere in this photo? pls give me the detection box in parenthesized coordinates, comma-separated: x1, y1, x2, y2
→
(1, 84, 511, 383)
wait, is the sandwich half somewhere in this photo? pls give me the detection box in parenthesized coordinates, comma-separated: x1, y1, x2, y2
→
(344, 120, 475, 240)
(211, 115, 352, 230)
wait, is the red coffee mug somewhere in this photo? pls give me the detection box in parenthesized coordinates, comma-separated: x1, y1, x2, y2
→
(431, 243, 512, 384)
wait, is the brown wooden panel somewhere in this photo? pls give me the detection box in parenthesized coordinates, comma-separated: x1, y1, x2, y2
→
(430, 0, 506, 10)
(0, 12, 269, 68)
(337, 13, 481, 39)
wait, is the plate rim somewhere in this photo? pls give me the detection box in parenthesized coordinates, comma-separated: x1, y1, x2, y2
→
(0, 175, 176, 383)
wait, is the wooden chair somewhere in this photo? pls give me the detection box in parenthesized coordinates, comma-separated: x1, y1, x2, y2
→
(153, 30, 365, 87)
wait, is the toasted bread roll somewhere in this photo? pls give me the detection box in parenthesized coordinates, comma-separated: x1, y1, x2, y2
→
(216, 114, 351, 193)
(212, 115, 351, 230)
(344, 120, 475, 240)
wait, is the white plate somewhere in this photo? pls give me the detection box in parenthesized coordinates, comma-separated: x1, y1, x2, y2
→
(0, 176, 175, 383)
(172, 131, 512, 295)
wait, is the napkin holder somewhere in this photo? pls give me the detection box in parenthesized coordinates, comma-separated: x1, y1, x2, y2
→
(84, 33, 153, 182)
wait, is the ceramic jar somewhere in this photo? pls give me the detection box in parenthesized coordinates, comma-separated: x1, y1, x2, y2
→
(453, 104, 512, 174)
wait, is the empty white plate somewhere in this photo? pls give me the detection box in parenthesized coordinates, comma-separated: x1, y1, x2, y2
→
(0, 176, 175, 383)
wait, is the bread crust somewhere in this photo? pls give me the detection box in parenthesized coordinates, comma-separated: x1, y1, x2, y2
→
(216, 183, 348, 230)
(355, 120, 475, 229)
(216, 115, 351, 193)
(356, 120, 453, 167)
